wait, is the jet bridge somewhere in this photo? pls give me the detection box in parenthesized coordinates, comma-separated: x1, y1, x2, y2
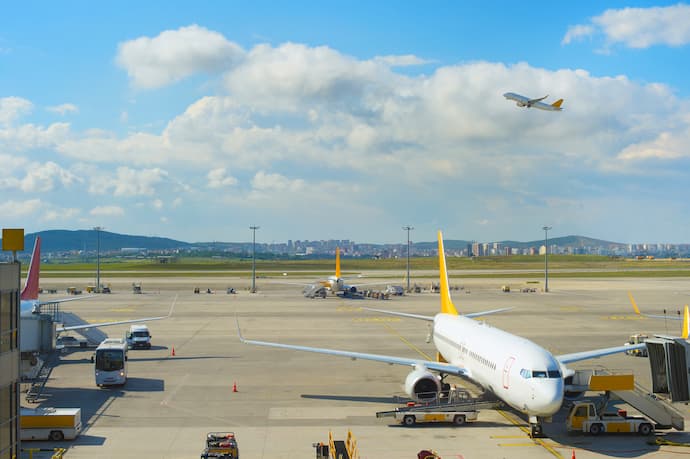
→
(645, 337, 690, 402)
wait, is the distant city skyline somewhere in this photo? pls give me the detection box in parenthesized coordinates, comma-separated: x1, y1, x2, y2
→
(3, 3, 690, 243)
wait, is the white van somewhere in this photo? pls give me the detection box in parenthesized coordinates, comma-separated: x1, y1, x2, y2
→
(125, 324, 152, 349)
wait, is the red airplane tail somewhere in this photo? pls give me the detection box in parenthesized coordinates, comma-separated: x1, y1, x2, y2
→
(20, 236, 41, 301)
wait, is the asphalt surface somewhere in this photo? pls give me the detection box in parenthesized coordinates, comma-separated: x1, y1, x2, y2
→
(20, 275, 690, 458)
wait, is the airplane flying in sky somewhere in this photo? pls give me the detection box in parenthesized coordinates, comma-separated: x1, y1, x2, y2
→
(503, 92, 564, 111)
(20, 236, 174, 338)
(238, 231, 643, 437)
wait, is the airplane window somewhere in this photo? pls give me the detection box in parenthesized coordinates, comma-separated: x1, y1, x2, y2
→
(548, 370, 561, 378)
(532, 370, 548, 378)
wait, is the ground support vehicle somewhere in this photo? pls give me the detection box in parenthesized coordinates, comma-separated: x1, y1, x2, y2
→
(201, 432, 238, 459)
(376, 388, 501, 426)
(566, 401, 654, 435)
(624, 334, 649, 357)
(126, 324, 152, 349)
(21, 407, 82, 441)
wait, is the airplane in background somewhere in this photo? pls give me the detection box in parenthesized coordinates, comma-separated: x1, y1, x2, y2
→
(238, 231, 644, 437)
(21, 236, 174, 339)
(503, 92, 564, 111)
(285, 247, 383, 298)
(628, 292, 689, 338)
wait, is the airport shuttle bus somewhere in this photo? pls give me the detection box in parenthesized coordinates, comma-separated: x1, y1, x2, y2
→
(94, 338, 128, 386)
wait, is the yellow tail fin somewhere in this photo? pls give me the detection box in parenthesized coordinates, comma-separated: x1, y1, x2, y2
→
(683, 305, 689, 340)
(551, 98, 564, 108)
(628, 292, 642, 315)
(335, 247, 341, 278)
(438, 231, 458, 315)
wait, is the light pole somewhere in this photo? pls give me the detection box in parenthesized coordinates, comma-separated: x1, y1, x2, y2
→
(402, 226, 414, 292)
(250, 226, 260, 293)
(94, 226, 103, 293)
(542, 226, 552, 293)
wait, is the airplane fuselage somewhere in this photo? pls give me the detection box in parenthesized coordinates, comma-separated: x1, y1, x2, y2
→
(433, 313, 563, 417)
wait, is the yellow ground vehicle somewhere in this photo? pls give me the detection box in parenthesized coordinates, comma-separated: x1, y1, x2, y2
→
(566, 401, 654, 435)
(21, 407, 82, 441)
(201, 432, 238, 459)
(624, 334, 649, 357)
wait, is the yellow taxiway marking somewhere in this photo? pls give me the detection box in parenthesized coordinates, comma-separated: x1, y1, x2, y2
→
(353, 317, 401, 323)
(490, 435, 528, 439)
(496, 410, 564, 459)
(498, 443, 537, 447)
(109, 308, 136, 313)
(337, 306, 362, 312)
(604, 315, 644, 320)
(382, 323, 433, 360)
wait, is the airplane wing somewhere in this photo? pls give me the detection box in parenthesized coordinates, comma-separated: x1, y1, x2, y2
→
(236, 317, 468, 376)
(361, 306, 513, 322)
(56, 295, 177, 333)
(529, 95, 548, 104)
(38, 295, 97, 306)
(556, 343, 646, 365)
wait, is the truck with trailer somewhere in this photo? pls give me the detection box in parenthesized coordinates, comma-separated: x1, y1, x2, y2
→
(566, 401, 654, 435)
(21, 407, 82, 441)
(376, 388, 501, 426)
(200, 432, 239, 459)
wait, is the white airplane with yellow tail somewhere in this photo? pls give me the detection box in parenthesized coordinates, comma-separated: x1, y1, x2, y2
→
(238, 231, 645, 437)
(504, 92, 564, 111)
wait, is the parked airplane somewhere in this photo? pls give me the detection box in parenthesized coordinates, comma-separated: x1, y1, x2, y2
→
(20, 236, 174, 338)
(503, 92, 564, 111)
(287, 248, 382, 298)
(628, 292, 689, 338)
(238, 231, 643, 437)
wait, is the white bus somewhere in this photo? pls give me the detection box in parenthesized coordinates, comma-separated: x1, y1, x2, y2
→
(94, 338, 128, 386)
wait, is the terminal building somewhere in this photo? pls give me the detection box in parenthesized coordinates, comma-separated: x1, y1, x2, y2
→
(0, 260, 21, 459)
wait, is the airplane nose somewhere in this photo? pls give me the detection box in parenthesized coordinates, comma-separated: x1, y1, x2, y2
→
(536, 381, 564, 415)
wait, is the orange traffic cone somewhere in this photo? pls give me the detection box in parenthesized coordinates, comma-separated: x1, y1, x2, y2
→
(232, 381, 238, 393)
(571, 449, 576, 459)
(171, 345, 176, 357)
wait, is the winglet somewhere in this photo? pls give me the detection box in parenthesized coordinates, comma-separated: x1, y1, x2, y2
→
(335, 247, 341, 279)
(438, 231, 458, 315)
(683, 305, 689, 340)
(551, 99, 564, 108)
(21, 236, 41, 301)
(628, 292, 642, 315)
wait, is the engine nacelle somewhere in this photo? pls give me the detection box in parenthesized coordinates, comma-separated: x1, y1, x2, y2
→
(348, 286, 357, 293)
(404, 368, 442, 402)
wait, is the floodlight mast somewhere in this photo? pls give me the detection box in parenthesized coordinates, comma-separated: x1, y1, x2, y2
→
(94, 226, 104, 293)
(402, 226, 414, 292)
(542, 226, 552, 293)
(250, 226, 260, 293)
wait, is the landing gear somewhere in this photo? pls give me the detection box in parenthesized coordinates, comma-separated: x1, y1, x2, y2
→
(529, 416, 546, 438)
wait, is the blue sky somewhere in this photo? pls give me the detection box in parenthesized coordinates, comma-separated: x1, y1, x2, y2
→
(3, 1, 690, 244)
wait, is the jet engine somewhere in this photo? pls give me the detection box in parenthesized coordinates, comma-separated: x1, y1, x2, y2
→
(348, 286, 357, 293)
(404, 367, 442, 402)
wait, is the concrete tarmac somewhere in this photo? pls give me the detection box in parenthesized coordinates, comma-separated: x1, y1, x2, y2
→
(22, 275, 690, 458)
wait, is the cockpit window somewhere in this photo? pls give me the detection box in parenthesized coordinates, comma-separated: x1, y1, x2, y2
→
(520, 369, 531, 379)
(532, 370, 548, 378)
(548, 370, 561, 378)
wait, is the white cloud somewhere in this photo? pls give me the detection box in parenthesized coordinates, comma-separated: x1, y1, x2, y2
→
(207, 167, 238, 188)
(251, 171, 304, 192)
(47, 103, 78, 115)
(116, 24, 245, 89)
(564, 4, 690, 48)
(152, 199, 163, 209)
(0, 199, 42, 216)
(0, 97, 33, 125)
(89, 167, 168, 197)
(43, 207, 80, 222)
(374, 54, 430, 66)
(0, 161, 80, 192)
(90, 205, 125, 217)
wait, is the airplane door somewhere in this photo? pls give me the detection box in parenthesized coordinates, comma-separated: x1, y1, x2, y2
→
(502, 357, 516, 389)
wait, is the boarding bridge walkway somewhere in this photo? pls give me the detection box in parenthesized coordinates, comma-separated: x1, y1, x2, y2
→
(59, 312, 109, 345)
(579, 371, 685, 431)
(25, 351, 60, 403)
(304, 284, 327, 298)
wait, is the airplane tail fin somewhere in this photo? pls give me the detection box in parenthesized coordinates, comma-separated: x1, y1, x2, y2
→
(628, 292, 642, 315)
(683, 305, 689, 340)
(21, 236, 41, 301)
(335, 247, 341, 279)
(438, 231, 458, 316)
(551, 99, 564, 108)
